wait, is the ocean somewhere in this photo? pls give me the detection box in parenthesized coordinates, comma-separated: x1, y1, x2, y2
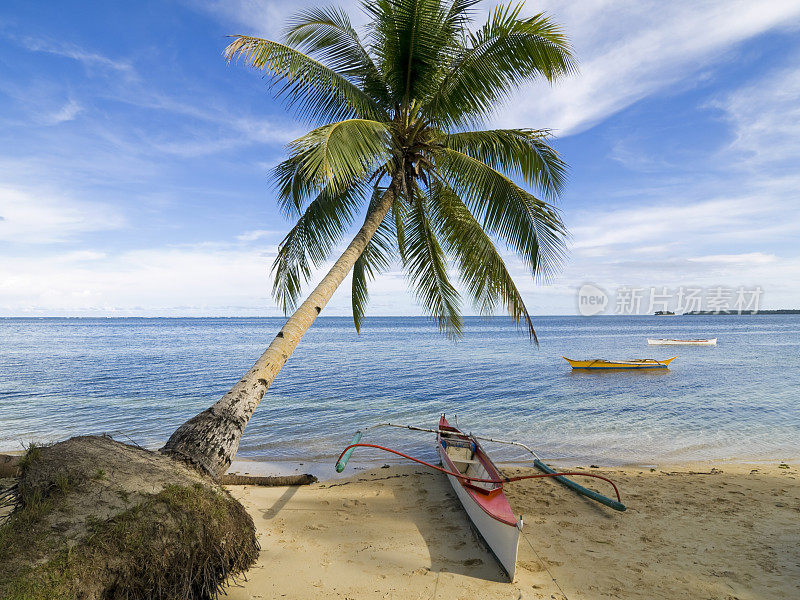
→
(1, 316, 797, 469)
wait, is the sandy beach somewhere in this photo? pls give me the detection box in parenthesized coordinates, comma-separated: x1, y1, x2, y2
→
(224, 462, 799, 600)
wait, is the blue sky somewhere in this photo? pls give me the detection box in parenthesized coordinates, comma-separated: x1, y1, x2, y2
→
(1, 0, 799, 317)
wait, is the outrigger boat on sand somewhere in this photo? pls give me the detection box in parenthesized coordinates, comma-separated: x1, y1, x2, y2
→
(335, 415, 625, 580)
(563, 356, 677, 369)
(437, 415, 521, 578)
(647, 338, 716, 346)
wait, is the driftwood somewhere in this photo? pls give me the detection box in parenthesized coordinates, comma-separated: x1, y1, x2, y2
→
(220, 473, 317, 486)
(0, 452, 316, 486)
(0, 454, 20, 478)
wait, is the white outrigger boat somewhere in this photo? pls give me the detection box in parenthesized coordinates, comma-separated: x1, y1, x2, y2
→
(335, 415, 625, 580)
(647, 338, 716, 346)
(436, 415, 521, 578)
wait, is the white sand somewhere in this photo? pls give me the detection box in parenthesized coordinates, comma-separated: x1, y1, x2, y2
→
(224, 462, 800, 599)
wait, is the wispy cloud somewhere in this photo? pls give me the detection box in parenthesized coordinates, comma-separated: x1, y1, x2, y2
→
(0, 243, 279, 316)
(2, 0, 799, 317)
(45, 99, 82, 124)
(15, 35, 136, 76)
(496, 0, 800, 135)
(146, 116, 300, 158)
(569, 195, 770, 252)
(187, 0, 800, 138)
(185, 0, 367, 38)
(712, 61, 800, 168)
(688, 252, 777, 264)
(0, 186, 124, 243)
(237, 229, 278, 242)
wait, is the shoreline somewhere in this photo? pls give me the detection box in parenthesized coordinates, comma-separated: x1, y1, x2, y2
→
(228, 453, 799, 483)
(7, 445, 797, 482)
(224, 461, 800, 599)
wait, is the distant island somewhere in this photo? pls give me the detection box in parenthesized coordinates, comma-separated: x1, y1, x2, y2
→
(654, 310, 676, 316)
(683, 309, 800, 315)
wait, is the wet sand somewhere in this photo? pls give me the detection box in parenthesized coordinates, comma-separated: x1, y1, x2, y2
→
(224, 462, 799, 600)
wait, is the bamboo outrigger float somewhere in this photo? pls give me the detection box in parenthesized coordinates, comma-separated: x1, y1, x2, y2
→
(335, 416, 625, 580)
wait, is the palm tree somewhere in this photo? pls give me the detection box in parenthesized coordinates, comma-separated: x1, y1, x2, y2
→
(161, 0, 574, 479)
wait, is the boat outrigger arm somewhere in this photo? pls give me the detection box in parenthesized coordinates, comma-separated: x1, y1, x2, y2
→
(335, 422, 626, 512)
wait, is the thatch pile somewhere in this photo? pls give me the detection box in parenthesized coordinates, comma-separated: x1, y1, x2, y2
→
(0, 436, 259, 600)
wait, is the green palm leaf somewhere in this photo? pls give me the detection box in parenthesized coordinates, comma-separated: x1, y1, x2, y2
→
(364, 0, 467, 109)
(437, 146, 567, 281)
(273, 150, 323, 218)
(287, 119, 394, 195)
(225, 35, 387, 123)
(427, 181, 537, 341)
(272, 180, 368, 312)
(230, 1, 575, 340)
(442, 128, 567, 199)
(401, 185, 462, 336)
(427, 3, 576, 127)
(285, 6, 392, 105)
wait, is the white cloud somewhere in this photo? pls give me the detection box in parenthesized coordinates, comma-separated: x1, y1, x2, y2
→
(147, 116, 300, 157)
(0, 186, 124, 243)
(187, 0, 366, 38)
(46, 99, 82, 125)
(17, 36, 135, 76)
(569, 195, 768, 252)
(0, 241, 420, 318)
(4, 1, 800, 318)
(237, 229, 278, 242)
(188, 0, 800, 137)
(0, 245, 275, 316)
(688, 252, 776, 265)
(495, 0, 800, 134)
(54, 250, 108, 262)
(713, 62, 800, 167)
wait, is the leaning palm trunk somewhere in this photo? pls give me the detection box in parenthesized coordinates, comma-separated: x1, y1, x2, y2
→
(163, 0, 575, 481)
(161, 181, 399, 479)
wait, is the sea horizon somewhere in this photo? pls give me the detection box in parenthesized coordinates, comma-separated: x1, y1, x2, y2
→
(2, 312, 798, 319)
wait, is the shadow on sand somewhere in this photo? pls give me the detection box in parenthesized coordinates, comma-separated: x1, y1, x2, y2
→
(400, 470, 509, 582)
(261, 485, 301, 520)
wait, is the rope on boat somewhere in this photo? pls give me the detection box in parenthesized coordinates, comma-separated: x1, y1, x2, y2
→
(355, 423, 544, 460)
(335, 443, 623, 503)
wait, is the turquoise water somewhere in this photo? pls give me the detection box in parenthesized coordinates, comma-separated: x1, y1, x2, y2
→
(0, 316, 797, 466)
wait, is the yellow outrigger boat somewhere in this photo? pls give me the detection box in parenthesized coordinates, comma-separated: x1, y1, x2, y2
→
(563, 356, 677, 370)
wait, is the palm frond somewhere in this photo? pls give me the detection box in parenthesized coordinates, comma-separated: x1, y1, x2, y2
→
(225, 35, 387, 123)
(426, 3, 576, 127)
(443, 0, 482, 29)
(352, 186, 397, 332)
(401, 184, 462, 337)
(287, 119, 393, 195)
(427, 181, 538, 341)
(442, 128, 567, 199)
(241, 2, 574, 343)
(273, 150, 322, 218)
(272, 180, 368, 312)
(437, 147, 567, 281)
(363, 0, 466, 109)
(285, 7, 392, 105)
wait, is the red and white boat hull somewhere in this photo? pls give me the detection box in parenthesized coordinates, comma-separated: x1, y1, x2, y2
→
(436, 416, 521, 580)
